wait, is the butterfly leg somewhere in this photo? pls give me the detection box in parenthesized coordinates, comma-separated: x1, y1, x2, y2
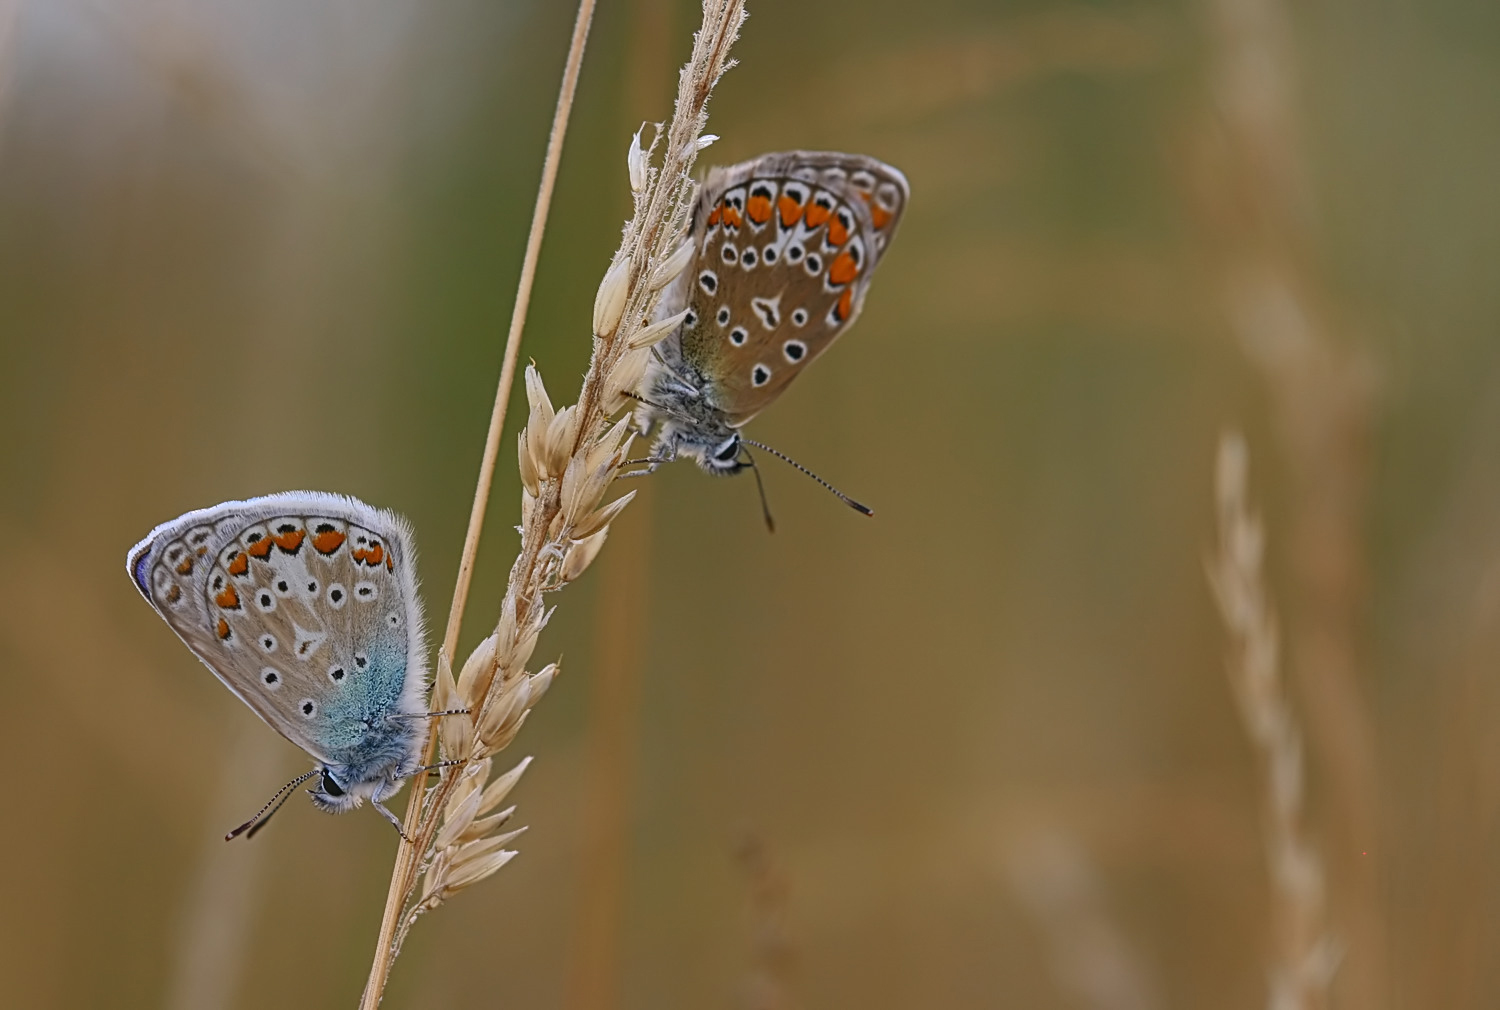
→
(620, 443, 676, 479)
(373, 798, 415, 844)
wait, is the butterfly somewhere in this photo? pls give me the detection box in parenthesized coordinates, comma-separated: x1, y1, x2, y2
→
(632, 151, 908, 509)
(126, 492, 431, 837)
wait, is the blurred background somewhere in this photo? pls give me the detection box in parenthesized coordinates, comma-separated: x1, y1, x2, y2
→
(2, 0, 1498, 1007)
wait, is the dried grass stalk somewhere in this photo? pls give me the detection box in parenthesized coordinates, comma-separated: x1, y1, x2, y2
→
(1207, 431, 1339, 1010)
(357, 0, 746, 1004)
(1196, 3, 1383, 997)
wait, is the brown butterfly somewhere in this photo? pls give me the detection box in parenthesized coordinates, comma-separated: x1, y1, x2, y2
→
(632, 151, 908, 516)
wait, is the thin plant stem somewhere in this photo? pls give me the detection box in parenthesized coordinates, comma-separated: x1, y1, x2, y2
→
(359, 0, 596, 1004)
(355, 1, 744, 1003)
(441, 0, 599, 671)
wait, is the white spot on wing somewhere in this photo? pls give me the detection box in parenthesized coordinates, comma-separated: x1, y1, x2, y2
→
(752, 296, 781, 329)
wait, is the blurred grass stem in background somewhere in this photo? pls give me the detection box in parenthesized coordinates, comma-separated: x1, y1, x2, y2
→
(360, 0, 746, 1004)
(1209, 432, 1338, 1009)
(1200, 0, 1383, 1000)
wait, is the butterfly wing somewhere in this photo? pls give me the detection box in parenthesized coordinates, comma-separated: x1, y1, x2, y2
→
(127, 492, 428, 767)
(671, 151, 908, 427)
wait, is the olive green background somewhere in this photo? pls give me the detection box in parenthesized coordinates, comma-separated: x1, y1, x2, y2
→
(2, 0, 1498, 1007)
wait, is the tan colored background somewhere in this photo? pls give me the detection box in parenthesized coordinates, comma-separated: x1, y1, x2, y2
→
(2, 0, 1497, 1007)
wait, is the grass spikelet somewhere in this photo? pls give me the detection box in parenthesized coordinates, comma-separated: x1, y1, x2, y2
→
(357, 1, 746, 1003)
(1207, 431, 1339, 1010)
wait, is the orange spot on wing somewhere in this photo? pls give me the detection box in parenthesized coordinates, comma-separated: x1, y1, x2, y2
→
(271, 527, 305, 553)
(871, 205, 893, 229)
(804, 201, 832, 229)
(175, 556, 195, 576)
(366, 543, 384, 567)
(247, 537, 273, 559)
(747, 194, 773, 225)
(227, 552, 249, 577)
(835, 287, 853, 322)
(826, 214, 850, 247)
(165, 585, 182, 604)
(707, 204, 722, 227)
(216, 618, 231, 640)
(722, 205, 743, 230)
(829, 249, 860, 286)
(386, 556, 394, 572)
(312, 528, 346, 555)
(778, 194, 804, 228)
(215, 585, 240, 610)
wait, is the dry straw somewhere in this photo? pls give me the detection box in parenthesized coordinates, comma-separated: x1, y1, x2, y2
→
(1198, 1, 1383, 997)
(1206, 431, 1338, 1010)
(357, 0, 747, 1004)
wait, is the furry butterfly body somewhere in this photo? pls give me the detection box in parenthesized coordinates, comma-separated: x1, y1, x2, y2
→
(635, 151, 908, 475)
(127, 492, 429, 831)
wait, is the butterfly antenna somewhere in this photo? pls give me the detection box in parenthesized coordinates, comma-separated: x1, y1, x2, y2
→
(739, 448, 777, 533)
(226, 768, 320, 841)
(742, 438, 874, 517)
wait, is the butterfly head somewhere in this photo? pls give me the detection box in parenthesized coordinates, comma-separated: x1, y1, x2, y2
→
(305, 756, 411, 814)
(704, 433, 747, 474)
(642, 409, 747, 475)
(307, 766, 360, 813)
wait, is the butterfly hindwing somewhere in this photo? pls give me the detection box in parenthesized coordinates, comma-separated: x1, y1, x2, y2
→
(674, 151, 908, 426)
(128, 493, 427, 768)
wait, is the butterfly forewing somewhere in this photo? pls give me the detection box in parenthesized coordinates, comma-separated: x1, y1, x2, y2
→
(676, 151, 908, 426)
(129, 493, 426, 767)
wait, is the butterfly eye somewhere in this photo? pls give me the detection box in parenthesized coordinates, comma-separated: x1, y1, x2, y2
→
(320, 769, 344, 797)
(713, 437, 740, 463)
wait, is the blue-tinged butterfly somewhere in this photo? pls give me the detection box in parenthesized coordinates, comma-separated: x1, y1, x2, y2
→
(127, 492, 433, 838)
(632, 151, 908, 518)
